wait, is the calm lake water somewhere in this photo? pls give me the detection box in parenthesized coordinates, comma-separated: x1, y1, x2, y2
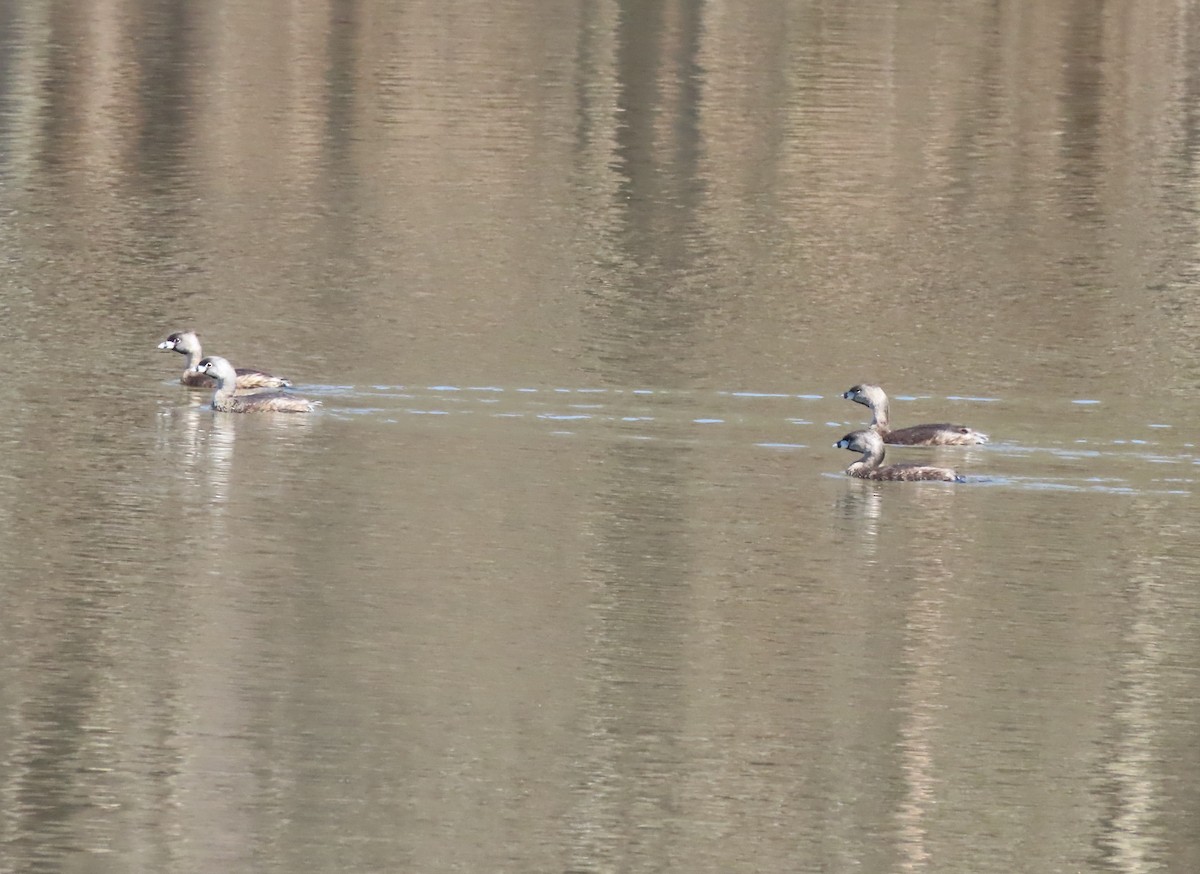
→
(2, 1, 1199, 872)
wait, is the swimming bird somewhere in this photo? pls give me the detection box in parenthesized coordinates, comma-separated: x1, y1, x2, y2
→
(158, 331, 292, 389)
(834, 429, 963, 482)
(197, 356, 317, 413)
(842, 384, 989, 445)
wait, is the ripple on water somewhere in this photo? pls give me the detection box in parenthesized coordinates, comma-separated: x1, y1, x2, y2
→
(279, 385, 1195, 497)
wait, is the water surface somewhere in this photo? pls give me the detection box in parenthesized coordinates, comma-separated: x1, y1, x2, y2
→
(1, 1, 1199, 872)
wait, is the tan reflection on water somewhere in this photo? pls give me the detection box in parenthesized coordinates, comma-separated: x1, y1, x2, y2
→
(1, 0, 1200, 872)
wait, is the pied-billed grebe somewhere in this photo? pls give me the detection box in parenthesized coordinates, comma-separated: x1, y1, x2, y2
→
(835, 429, 963, 482)
(842, 384, 989, 445)
(198, 356, 318, 413)
(158, 331, 292, 389)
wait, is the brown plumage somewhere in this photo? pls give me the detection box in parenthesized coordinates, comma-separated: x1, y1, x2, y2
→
(842, 384, 989, 446)
(835, 429, 963, 482)
(198, 356, 318, 413)
(158, 331, 291, 389)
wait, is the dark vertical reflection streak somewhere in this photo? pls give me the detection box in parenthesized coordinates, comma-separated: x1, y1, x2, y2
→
(10, 612, 103, 874)
(324, 0, 359, 171)
(1058, 0, 1105, 221)
(315, 0, 366, 307)
(612, 2, 663, 229)
(0, 4, 22, 182)
(1153, 4, 1200, 386)
(572, 0, 603, 158)
(572, 440, 694, 870)
(942, 3, 1005, 218)
(587, 0, 712, 386)
(569, 1, 713, 869)
(38, 7, 84, 175)
(135, 0, 194, 180)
